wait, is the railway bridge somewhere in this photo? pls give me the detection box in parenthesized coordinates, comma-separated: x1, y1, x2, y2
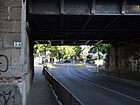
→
(0, 0, 140, 104)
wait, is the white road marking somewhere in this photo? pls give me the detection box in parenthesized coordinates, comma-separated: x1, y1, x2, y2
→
(67, 65, 140, 103)
(75, 63, 96, 72)
(66, 63, 71, 75)
(86, 67, 91, 72)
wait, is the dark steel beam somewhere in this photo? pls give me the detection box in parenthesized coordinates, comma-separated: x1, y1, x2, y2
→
(32, 34, 135, 41)
(97, 16, 120, 38)
(35, 41, 39, 44)
(73, 41, 76, 44)
(32, 29, 140, 33)
(29, 0, 140, 15)
(49, 33, 53, 39)
(103, 17, 120, 30)
(96, 40, 103, 45)
(122, 0, 127, 15)
(85, 40, 90, 44)
(91, 0, 96, 14)
(33, 40, 104, 45)
(60, 0, 64, 14)
(48, 41, 51, 44)
(82, 16, 93, 30)
(60, 0, 64, 31)
(60, 15, 64, 30)
(117, 38, 140, 45)
(34, 38, 138, 45)
(32, 16, 41, 29)
(28, 0, 33, 14)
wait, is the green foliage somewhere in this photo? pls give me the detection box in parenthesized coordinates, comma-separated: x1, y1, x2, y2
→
(57, 46, 82, 60)
(33, 44, 82, 61)
(89, 44, 112, 54)
(34, 44, 47, 54)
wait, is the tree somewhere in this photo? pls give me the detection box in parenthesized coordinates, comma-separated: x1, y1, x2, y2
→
(34, 44, 45, 56)
(89, 44, 112, 59)
(33, 44, 82, 62)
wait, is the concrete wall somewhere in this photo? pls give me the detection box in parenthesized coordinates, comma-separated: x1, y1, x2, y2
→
(0, 0, 33, 105)
(0, 0, 22, 77)
(0, 84, 22, 105)
(100, 42, 140, 81)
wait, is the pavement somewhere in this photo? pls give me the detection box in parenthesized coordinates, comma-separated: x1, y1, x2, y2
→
(48, 63, 140, 105)
(27, 64, 140, 105)
(27, 65, 58, 105)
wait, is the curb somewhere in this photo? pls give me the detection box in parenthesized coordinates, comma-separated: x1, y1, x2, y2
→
(45, 74, 63, 105)
(43, 66, 84, 105)
(46, 78, 63, 105)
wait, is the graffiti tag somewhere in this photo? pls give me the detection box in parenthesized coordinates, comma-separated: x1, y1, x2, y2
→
(0, 54, 8, 72)
(0, 90, 15, 105)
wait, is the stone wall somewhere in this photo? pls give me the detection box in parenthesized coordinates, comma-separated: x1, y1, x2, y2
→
(0, 0, 33, 105)
(0, 84, 22, 105)
(0, 0, 22, 77)
(101, 42, 140, 81)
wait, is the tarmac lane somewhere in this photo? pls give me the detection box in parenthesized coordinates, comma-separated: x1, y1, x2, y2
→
(48, 63, 140, 105)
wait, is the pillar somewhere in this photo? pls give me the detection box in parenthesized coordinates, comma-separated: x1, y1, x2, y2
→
(0, 0, 32, 104)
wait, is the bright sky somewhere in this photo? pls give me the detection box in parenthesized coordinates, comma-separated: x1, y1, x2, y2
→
(80, 45, 87, 49)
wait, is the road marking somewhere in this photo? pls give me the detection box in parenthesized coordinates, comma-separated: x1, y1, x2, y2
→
(67, 66, 140, 103)
(84, 79, 140, 103)
(86, 67, 91, 72)
(75, 64, 96, 72)
(66, 64, 71, 75)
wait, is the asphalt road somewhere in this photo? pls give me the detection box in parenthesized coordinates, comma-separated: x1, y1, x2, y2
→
(48, 63, 140, 105)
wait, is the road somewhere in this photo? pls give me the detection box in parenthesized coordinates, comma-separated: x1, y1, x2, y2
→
(48, 62, 140, 105)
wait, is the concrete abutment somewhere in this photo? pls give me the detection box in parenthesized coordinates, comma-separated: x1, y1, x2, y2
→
(100, 42, 140, 81)
(0, 0, 140, 105)
(0, 0, 33, 105)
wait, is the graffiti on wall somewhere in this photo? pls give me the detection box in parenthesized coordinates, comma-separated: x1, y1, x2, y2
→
(119, 52, 140, 72)
(0, 54, 9, 73)
(129, 52, 140, 72)
(0, 90, 15, 105)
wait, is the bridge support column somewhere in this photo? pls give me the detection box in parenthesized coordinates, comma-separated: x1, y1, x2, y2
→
(0, 0, 33, 105)
(104, 43, 140, 81)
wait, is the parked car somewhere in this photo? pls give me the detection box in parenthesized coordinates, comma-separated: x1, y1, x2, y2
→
(64, 60, 71, 63)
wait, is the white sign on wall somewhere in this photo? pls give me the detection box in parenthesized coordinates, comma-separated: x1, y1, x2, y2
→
(14, 42, 21, 48)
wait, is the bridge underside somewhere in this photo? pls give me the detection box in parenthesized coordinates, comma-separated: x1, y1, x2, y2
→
(28, 0, 140, 45)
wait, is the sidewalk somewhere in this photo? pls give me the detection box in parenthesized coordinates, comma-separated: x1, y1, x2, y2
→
(27, 65, 58, 105)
